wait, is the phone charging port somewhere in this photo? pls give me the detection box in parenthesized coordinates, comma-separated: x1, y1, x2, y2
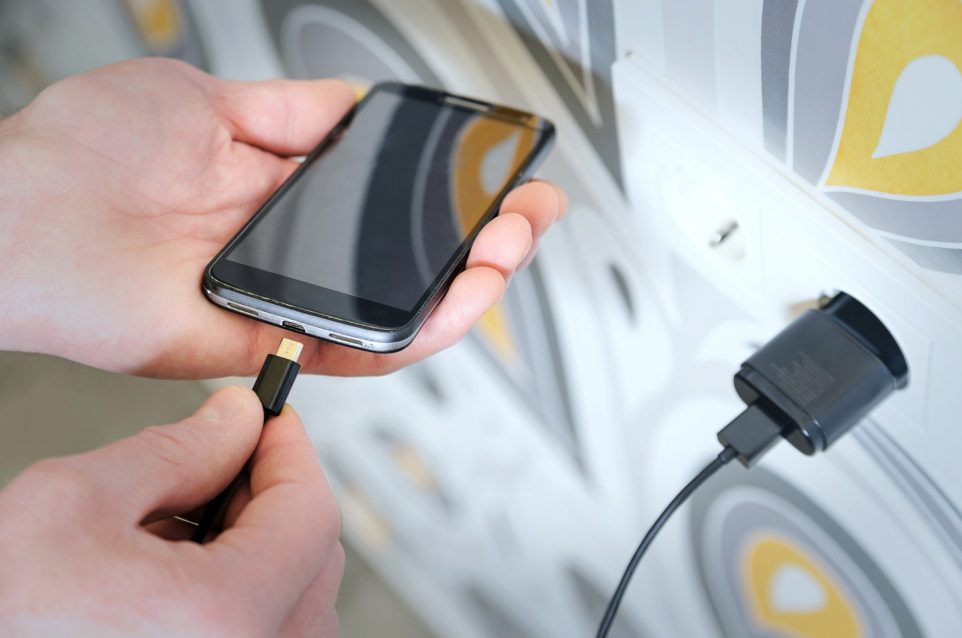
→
(282, 320, 306, 333)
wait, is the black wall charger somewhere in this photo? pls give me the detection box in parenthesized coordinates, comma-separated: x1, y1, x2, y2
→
(721, 291, 909, 466)
(597, 291, 909, 636)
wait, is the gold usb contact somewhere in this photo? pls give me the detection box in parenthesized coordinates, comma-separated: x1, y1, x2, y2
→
(275, 337, 304, 362)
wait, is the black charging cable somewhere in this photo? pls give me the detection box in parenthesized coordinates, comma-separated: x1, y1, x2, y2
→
(596, 446, 737, 637)
(188, 338, 304, 543)
(596, 292, 910, 637)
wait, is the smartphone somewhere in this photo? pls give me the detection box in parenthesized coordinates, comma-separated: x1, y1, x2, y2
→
(203, 82, 554, 353)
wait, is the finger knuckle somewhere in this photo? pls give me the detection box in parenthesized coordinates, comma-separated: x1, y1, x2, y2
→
(136, 424, 199, 484)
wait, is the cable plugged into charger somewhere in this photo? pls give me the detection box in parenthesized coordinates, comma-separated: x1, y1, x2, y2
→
(597, 292, 909, 637)
(718, 291, 909, 466)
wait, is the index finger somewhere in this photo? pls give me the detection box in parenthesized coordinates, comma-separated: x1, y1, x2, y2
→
(208, 406, 341, 616)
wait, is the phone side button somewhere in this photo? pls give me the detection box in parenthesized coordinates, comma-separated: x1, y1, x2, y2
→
(328, 333, 364, 347)
(227, 302, 259, 317)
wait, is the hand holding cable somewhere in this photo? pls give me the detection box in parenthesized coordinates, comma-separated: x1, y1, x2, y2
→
(190, 338, 304, 543)
(0, 339, 341, 636)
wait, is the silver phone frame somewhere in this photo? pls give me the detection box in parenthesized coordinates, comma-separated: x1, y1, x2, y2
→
(204, 283, 421, 353)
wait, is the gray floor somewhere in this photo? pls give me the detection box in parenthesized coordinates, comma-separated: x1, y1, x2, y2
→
(0, 351, 431, 637)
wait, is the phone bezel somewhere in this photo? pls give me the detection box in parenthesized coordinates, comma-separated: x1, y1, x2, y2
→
(203, 81, 555, 347)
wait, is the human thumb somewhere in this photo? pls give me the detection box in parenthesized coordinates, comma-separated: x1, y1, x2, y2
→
(74, 385, 263, 523)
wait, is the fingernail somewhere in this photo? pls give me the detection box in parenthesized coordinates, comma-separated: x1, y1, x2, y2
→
(195, 386, 244, 422)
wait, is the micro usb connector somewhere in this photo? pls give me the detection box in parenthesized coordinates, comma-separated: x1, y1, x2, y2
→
(254, 338, 303, 416)
(190, 337, 304, 543)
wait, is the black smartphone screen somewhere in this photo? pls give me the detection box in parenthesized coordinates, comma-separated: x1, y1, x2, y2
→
(212, 84, 549, 328)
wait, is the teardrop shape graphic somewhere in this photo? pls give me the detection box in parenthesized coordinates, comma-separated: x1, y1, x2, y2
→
(744, 536, 862, 638)
(770, 564, 828, 613)
(481, 130, 522, 195)
(873, 55, 962, 158)
(824, 0, 962, 196)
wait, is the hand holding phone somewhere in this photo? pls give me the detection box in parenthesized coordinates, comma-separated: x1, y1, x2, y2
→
(0, 59, 565, 378)
(205, 83, 556, 353)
